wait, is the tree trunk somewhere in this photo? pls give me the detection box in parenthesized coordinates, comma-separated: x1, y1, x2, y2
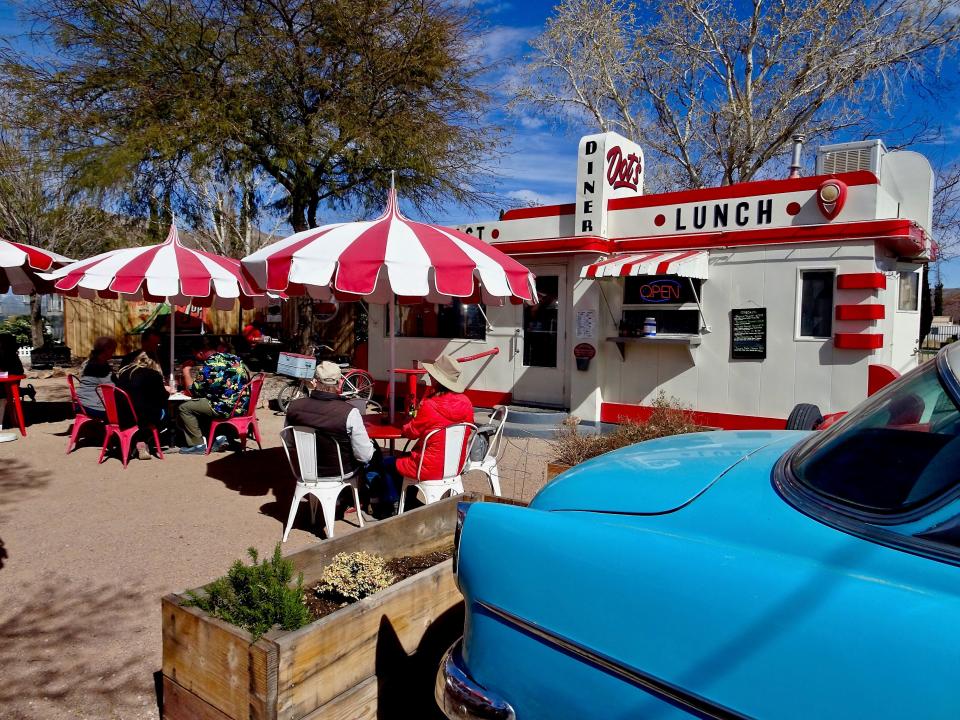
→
(28, 292, 44, 347)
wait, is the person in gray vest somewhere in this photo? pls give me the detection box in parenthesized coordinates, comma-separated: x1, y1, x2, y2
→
(284, 361, 377, 479)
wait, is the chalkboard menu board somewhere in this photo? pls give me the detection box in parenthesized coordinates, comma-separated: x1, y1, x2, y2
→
(731, 308, 767, 359)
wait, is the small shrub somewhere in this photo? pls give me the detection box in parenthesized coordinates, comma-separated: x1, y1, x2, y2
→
(550, 392, 699, 466)
(184, 544, 312, 641)
(315, 551, 394, 602)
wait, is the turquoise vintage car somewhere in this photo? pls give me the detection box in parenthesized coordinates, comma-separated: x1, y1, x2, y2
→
(437, 343, 960, 720)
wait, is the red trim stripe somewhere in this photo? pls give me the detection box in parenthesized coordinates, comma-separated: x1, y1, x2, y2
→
(834, 332, 883, 349)
(835, 304, 885, 320)
(607, 171, 879, 211)
(836, 272, 886, 290)
(500, 203, 576, 221)
(600, 402, 786, 430)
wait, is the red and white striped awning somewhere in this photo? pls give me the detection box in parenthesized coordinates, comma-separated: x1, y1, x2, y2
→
(242, 190, 537, 305)
(0, 238, 73, 294)
(581, 250, 709, 280)
(41, 224, 269, 309)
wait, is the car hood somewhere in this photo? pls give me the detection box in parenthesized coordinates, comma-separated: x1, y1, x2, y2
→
(531, 430, 809, 514)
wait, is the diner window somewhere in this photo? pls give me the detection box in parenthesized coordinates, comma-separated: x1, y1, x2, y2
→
(391, 299, 486, 340)
(898, 270, 919, 311)
(798, 270, 834, 338)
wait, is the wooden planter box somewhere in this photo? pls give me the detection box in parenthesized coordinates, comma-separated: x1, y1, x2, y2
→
(162, 492, 518, 720)
(546, 461, 572, 481)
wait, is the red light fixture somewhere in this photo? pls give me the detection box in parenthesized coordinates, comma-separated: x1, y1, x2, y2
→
(816, 179, 847, 220)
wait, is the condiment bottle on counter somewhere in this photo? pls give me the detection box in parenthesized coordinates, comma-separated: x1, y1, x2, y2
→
(642, 317, 657, 337)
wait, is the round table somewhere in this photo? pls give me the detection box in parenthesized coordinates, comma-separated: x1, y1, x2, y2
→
(363, 413, 408, 454)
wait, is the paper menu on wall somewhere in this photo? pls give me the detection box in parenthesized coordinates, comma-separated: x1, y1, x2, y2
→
(575, 310, 596, 339)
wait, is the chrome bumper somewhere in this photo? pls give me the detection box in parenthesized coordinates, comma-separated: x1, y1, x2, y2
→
(435, 639, 516, 720)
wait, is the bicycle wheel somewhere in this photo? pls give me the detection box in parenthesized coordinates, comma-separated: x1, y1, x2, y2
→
(339, 369, 375, 400)
(277, 382, 305, 412)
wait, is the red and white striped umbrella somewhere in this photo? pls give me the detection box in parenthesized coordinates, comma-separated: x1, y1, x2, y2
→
(241, 190, 537, 305)
(0, 238, 73, 294)
(42, 224, 271, 386)
(242, 188, 537, 421)
(42, 224, 267, 310)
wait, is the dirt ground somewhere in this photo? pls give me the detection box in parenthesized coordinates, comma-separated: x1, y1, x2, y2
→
(0, 375, 554, 720)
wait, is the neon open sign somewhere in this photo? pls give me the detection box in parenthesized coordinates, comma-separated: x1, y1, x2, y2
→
(638, 278, 682, 303)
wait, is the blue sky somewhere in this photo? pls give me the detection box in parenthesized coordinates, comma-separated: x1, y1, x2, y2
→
(2, 0, 960, 285)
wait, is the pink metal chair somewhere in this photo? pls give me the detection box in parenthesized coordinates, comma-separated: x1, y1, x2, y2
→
(66, 374, 104, 454)
(97, 385, 164, 468)
(398, 422, 477, 513)
(205, 373, 265, 455)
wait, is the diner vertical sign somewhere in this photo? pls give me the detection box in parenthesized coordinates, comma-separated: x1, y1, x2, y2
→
(575, 132, 645, 238)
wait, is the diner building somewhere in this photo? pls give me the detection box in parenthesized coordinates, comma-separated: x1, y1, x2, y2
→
(365, 132, 935, 429)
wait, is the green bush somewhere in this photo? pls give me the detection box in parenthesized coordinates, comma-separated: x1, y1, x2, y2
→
(184, 544, 312, 641)
(0, 316, 32, 347)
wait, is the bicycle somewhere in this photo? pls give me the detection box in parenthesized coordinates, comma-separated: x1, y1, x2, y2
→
(275, 345, 375, 412)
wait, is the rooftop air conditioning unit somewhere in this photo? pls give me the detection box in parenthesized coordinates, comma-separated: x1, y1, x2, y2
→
(816, 139, 886, 176)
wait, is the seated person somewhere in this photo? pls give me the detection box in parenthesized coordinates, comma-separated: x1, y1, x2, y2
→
(176, 347, 250, 454)
(381, 353, 474, 508)
(120, 328, 168, 378)
(117, 351, 170, 460)
(285, 361, 378, 479)
(76, 336, 117, 420)
(179, 336, 218, 390)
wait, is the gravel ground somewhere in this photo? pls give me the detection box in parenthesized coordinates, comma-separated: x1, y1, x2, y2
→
(0, 375, 553, 720)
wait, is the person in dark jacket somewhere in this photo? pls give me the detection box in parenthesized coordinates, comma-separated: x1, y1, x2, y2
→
(76, 336, 117, 419)
(117, 351, 170, 460)
(284, 361, 377, 479)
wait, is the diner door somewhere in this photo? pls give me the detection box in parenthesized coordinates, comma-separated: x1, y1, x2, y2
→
(511, 266, 567, 407)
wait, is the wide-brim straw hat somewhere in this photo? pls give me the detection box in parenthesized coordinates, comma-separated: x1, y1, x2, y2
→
(422, 353, 466, 393)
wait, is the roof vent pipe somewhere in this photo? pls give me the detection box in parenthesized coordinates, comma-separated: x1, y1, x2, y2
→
(788, 134, 805, 179)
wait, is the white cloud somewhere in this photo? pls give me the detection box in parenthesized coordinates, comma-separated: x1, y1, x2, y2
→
(503, 188, 572, 206)
(467, 25, 539, 63)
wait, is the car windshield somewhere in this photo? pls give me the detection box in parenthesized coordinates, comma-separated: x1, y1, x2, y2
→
(791, 360, 960, 515)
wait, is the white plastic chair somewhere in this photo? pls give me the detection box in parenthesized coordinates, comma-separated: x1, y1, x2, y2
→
(280, 425, 365, 541)
(463, 405, 509, 496)
(398, 422, 477, 513)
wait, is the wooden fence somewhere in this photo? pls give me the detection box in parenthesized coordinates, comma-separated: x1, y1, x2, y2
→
(63, 296, 364, 365)
(64, 297, 255, 356)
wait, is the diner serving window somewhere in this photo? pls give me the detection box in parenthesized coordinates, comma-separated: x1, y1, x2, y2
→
(619, 275, 703, 336)
(391, 299, 486, 340)
(798, 269, 834, 339)
(898, 270, 919, 312)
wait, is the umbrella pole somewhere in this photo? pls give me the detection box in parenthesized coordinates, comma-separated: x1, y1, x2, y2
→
(388, 293, 396, 424)
(169, 304, 176, 388)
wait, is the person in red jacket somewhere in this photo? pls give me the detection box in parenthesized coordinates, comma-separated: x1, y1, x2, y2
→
(378, 353, 474, 513)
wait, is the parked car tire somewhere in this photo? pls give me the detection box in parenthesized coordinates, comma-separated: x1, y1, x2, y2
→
(785, 402, 823, 430)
